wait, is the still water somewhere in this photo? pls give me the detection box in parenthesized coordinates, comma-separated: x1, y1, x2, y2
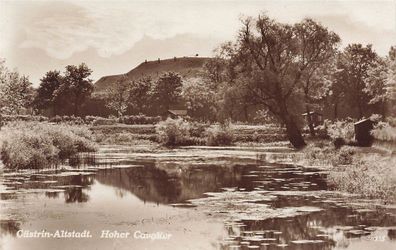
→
(1, 145, 395, 250)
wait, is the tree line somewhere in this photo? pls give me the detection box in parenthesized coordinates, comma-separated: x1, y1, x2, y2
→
(0, 14, 395, 148)
(187, 15, 395, 147)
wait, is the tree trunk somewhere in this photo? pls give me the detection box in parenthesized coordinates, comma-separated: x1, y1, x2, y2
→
(305, 105, 315, 136)
(284, 115, 306, 148)
(279, 103, 306, 148)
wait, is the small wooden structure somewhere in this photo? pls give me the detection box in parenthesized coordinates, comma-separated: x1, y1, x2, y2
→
(167, 109, 188, 119)
(302, 111, 323, 127)
(354, 119, 374, 147)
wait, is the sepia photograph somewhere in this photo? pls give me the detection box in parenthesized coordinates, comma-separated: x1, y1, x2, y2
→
(0, 0, 395, 249)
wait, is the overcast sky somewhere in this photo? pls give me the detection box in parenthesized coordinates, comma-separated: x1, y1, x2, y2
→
(1, 0, 395, 86)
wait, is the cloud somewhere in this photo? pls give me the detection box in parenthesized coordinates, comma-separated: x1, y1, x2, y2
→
(7, 1, 249, 60)
(4, 0, 396, 61)
(1, 0, 395, 85)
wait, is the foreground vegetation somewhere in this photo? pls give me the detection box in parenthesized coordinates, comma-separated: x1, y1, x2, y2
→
(304, 142, 395, 203)
(302, 117, 396, 203)
(329, 155, 395, 202)
(0, 122, 97, 169)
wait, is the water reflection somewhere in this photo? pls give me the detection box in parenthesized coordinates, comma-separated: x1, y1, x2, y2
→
(0, 146, 395, 250)
(221, 197, 396, 249)
(95, 163, 246, 204)
(64, 187, 90, 203)
(0, 220, 20, 237)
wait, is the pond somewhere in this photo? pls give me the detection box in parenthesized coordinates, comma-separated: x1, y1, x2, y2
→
(1, 145, 395, 250)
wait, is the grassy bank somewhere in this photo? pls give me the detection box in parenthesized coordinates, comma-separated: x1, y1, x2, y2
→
(0, 122, 97, 169)
(302, 140, 396, 203)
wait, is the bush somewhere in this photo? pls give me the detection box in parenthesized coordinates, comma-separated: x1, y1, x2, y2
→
(0, 122, 97, 169)
(326, 119, 355, 141)
(371, 121, 396, 142)
(155, 118, 191, 146)
(205, 123, 234, 146)
(189, 122, 209, 137)
(319, 119, 355, 146)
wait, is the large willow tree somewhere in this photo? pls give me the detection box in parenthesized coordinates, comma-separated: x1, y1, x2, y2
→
(219, 15, 340, 148)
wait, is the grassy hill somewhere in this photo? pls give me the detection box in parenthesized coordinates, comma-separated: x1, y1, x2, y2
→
(94, 57, 211, 92)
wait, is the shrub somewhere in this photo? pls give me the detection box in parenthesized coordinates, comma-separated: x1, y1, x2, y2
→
(189, 122, 209, 137)
(371, 121, 396, 142)
(0, 122, 97, 169)
(319, 119, 355, 146)
(326, 119, 355, 141)
(386, 117, 396, 127)
(205, 123, 234, 146)
(155, 118, 191, 146)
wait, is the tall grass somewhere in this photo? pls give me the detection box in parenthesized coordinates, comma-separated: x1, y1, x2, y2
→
(303, 142, 356, 167)
(302, 141, 395, 202)
(0, 122, 97, 169)
(328, 155, 396, 203)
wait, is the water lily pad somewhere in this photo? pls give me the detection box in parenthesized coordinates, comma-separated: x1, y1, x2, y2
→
(291, 240, 324, 244)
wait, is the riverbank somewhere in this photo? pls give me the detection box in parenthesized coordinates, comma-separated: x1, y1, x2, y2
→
(301, 140, 396, 203)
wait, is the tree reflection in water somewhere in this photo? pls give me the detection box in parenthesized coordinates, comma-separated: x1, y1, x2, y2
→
(95, 162, 246, 204)
(64, 187, 89, 203)
(0, 220, 20, 237)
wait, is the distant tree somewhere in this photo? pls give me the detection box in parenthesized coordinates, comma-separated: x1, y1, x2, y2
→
(218, 15, 340, 148)
(0, 60, 34, 115)
(105, 75, 132, 117)
(203, 57, 227, 84)
(336, 44, 378, 118)
(182, 78, 217, 121)
(53, 63, 94, 116)
(34, 70, 63, 115)
(128, 76, 153, 114)
(152, 72, 182, 114)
